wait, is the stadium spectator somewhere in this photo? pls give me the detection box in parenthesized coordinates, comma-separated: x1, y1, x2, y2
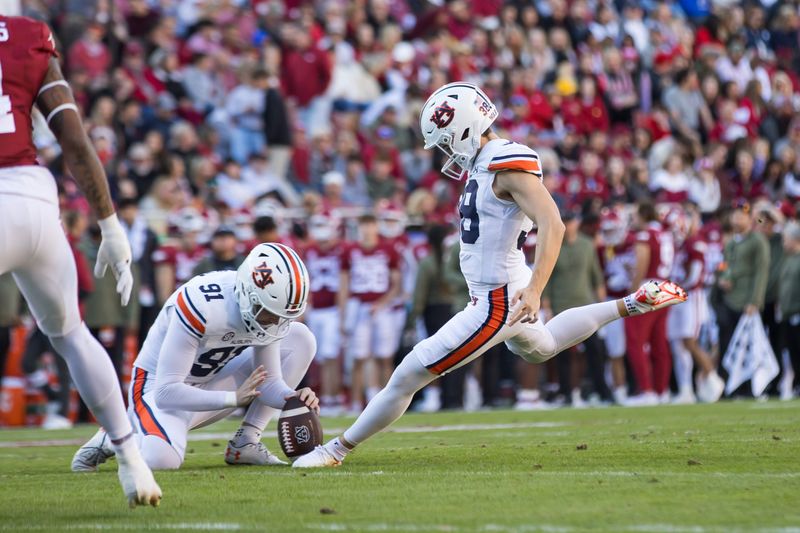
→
(542, 208, 609, 406)
(717, 201, 771, 362)
(192, 226, 245, 275)
(118, 197, 159, 350)
(226, 69, 269, 164)
(778, 222, 800, 400)
(408, 225, 460, 409)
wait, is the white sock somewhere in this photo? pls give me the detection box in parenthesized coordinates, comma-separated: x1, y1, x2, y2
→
(233, 424, 262, 445)
(342, 354, 435, 446)
(49, 324, 133, 441)
(545, 301, 622, 354)
(112, 432, 141, 464)
(324, 437, 352, 461)
(670, 340, 694, 392)
(622, 294, 642, 315)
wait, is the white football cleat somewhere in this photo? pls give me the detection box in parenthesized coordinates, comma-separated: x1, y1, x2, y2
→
(117, 454, 162, 508)
(696, 371, 725, 403)
(672, 387, 697, 405)
(43, 412, 73, 430)
(72, 429, 115, 472)
(291, 445, 342, 468)
(630, 280, 688, 314)
(225, 441, 287, 466)
(625, 391, 660, 407)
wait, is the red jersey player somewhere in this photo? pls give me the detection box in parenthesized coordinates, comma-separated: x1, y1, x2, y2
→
(625, 202, 675, 405)
(304, 215, 344, 414)
(0, 16, 160, 506)
(597, 207, 636, 404)
(153, 209, 206, 304)
(666, 205, 724, 403)
(339, 214, 401, 413)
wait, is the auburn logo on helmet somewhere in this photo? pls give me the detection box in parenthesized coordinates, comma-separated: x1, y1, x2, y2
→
(252, 261, 275, 288)
(431, 102, 455, 128)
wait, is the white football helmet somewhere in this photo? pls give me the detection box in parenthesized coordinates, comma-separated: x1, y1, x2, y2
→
(235, 243, 309, 339)
(420, 82, 498, 180)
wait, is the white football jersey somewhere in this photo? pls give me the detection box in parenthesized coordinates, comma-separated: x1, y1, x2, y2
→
(457, 138, 542, 292)
(134, 270, 279, 385)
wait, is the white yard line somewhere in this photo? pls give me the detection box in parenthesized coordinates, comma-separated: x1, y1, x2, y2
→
(2, 524, 241, 531)
(307, 524, 800, 533)
(0, 422, 566, 448)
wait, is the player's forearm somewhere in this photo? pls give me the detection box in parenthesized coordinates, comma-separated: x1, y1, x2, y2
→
(154, 381, 235, 412)
(337, 275, 349, 325)
(527, 220, 564, 294)
(59, 129, 115, 219)
(37, 66, 115, 219)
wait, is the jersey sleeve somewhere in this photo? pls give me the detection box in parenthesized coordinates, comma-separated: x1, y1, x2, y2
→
(635, 230, 652, 245)
(486, 142, 543, 179)
(173, 284, 209, 340)
(36, 21, 59, 59)
(152, 245, 176, 266)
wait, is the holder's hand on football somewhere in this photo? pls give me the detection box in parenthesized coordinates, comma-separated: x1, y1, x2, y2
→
(236, 365, 267, 406)
(96, 213, 134, 306)
(509, 286, 541, 326)
(286, 387, 319, 414)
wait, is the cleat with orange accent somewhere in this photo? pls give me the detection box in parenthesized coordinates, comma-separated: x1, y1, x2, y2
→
(291, 445, 342, 468)
(630, 280, 687, 314)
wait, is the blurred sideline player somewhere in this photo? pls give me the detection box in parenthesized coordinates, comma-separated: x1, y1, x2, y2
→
(153, 208, 206, 305)
(339, 214, 401, 413)
(0, 15, 160, 506)
(624, 202, 675, 406)
(304, 215, 345, 414)
(378, 204, 414, 366)
(293, 82, 687, 468)
(666, 205, 724, 403)
(72, 244, 319, 470)
(597, 207, 636, 404)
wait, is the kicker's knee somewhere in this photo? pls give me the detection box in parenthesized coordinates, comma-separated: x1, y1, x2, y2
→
(506, 325, 557, 364)
(140, 436, 183, 470)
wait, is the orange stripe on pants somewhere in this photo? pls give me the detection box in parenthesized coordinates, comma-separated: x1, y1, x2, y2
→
(132, 368, 170, 443)
(428, 286, 508, 374)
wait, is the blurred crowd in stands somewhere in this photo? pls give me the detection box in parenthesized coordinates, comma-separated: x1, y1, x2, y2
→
(1, 0, 800, 427)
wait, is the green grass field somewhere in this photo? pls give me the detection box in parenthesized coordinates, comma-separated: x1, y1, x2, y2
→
(1, 401, 799, 533)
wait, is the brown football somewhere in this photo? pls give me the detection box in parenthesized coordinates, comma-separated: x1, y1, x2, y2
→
(277, 396, 323, 458)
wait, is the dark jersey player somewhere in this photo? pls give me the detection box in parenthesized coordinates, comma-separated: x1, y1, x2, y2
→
(0, 16, 161, 507)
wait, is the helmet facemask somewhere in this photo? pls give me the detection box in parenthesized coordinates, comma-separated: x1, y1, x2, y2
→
(235, 279, 292, 339)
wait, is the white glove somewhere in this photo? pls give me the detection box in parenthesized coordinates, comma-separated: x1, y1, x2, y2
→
(95, 213, 134, 306)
